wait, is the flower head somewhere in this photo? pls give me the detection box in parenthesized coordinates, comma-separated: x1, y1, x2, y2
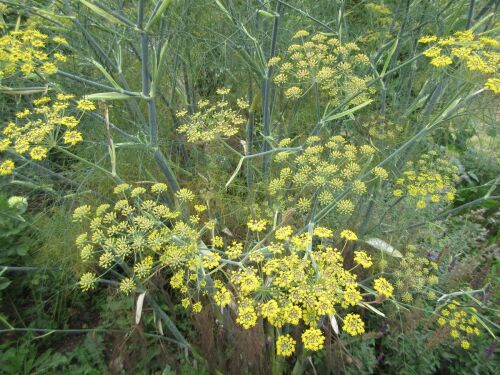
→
(276, 334, 296, 356)
(354, 250, 373, 268)
(76, 99, 96, 111)
(0, 159, 15, 175)
(301, 328, 324, 351)
(343, 313, 365, 336)
(374, 277, 394, 298)
(119, 277, 136, 295)
(340, 229, 358, 241)
(247, 219, 267, 232)
(79, 272, 97, 291)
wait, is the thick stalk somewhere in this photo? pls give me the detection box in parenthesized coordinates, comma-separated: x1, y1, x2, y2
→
(467, 0, 476, 29)
(138, 0, 180, 193)
(261, 2, 284, 176)
(246, 109, 255, 189)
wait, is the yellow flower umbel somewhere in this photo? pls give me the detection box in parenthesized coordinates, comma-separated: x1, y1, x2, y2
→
(393, 247, 439, 302)
(1, 93, 89, 170)
(435, 300, 481, 350)
(485, 77, 500, 94)
(392, 151, 459, 209)
(301, 328, 324, 351)
(271, 31, 375, 107)
(275, 225, 293, 241)
(340, 229, 358, 241)
(236, 303, 258, 329)
(268, 135, 379, 215)
(343, 313, 365, 336)
(276, 334, 296, 357)
(418, 30, 499, 91)
(313, 226, 333, 238)
(0, 159, 15, 176)
(374, 277, 394, 298)
(72, 183, 211, 305)
(177, 92, 246, 143)
(247, 218, 267, 232)
(78, 272, 97, 291)
(119, 277, 136, 295)
(76, 99, 96, 111)
(354, 250, 373, 268)
(0, 29, 67, 79)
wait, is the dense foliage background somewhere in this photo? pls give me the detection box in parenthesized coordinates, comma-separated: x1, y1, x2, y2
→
(0, 0, 498, 374)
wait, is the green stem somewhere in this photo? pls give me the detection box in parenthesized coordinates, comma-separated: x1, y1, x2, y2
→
(262, 1, 284, 176)
(138, 0, 180, 194)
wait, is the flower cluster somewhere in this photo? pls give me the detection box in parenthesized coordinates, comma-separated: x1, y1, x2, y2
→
(418, 30, 499, 93)
(276, 334, 296, 357)
(373, 277, 394, 299)
(0, 29, 67, 79)
(75, 184, 202, 300)
(392, 151, 459, 209)
(360, 117, 405, 147)
(269, 135, 378, 215)
(270, 31, 375, 106)
(177, 88, 246, 143)
(393, 247, 439, 302)
(342, 313, 365, 336)
(353, 250, 373, 268)
(365, 2, 391, 16)
(436, 300, 481, 350)
(72, 214, 374, 355)
(0, 94, 93, 175)
(357, 3, 393, 46)
(218, 226, 372, 356)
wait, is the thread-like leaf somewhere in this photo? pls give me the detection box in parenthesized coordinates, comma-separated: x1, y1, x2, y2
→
(145, 0, 172, 31)
(323, 99, 373, 122)
(151, 41, 169, 96)
(79, 1, 131, 27)
(91, 59, 121, 89)
(214, 0, 231, 20)
(257, 10, 276, 18)
(381, 38, 399, 77)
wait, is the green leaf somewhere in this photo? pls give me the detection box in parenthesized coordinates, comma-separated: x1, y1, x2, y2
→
(151, 41, 169, 96)
(90, 59, 122, 89)
(381, 38, 399, 77)
(322, 99, 373, 122)
(85, 92, 141, 100)
(145, 0, 173, 31)
(79, 1, 131, 27)
(214, 0, 232, 20)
